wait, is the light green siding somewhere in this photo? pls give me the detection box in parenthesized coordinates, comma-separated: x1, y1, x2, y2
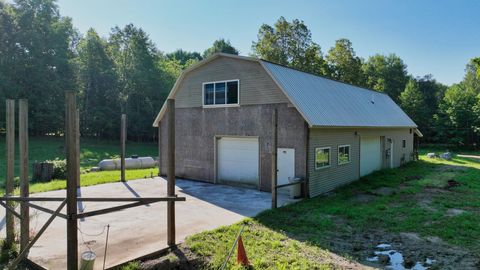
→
(175, 56, 289, 108)
(308, 128, 414, 197)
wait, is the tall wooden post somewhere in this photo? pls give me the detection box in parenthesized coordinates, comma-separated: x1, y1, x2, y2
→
(65, 91, 78, 270)
(158, 125, 161, 176)
(5, 99, 15, 248)
(271, 108, 278, 209)
(19, 99, 29, 252)
(166, 99, 175, 246)
(76, 110, 80, 187)
(120, 114, 126, 182)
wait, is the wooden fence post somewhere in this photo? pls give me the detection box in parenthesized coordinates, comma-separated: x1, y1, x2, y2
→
(167, 99, 175, 246)
(19, 99, 29, 252)
(76, 109, 80, 187)
(5, 99, 15, 248)
(120, 114, 126, 182)
(65, 91, 78, 270)
(158, 124, 161, 176)
(271, 108, 278, 209)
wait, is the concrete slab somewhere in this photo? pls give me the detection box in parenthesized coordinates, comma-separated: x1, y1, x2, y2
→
(0, 177, 298, 269)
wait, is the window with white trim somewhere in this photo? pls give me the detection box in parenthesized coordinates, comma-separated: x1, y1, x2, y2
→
(338, 145, 351, 165)
(203, 80, 239, 106)
(315, 147, 330, 169)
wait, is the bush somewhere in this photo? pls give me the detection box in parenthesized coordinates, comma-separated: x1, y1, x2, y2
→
(46, 158, 67, 180)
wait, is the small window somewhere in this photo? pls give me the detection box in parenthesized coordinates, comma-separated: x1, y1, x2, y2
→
(402, 140, 406, 148)
(315, 147, 330, 169)
(338, 145, 351, 165)
(203, 80, 239, 106)
(214, 82, 226, 104)
(227, 81, 238, 104)
(204, 83, 214, 105)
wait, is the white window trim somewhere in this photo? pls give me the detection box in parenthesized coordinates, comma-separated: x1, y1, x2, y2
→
(315, 147, 331, 170)
(202, 79, 240, 108)
(338, 144, 351, 165)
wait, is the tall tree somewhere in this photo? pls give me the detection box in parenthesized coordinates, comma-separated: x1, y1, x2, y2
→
(167, 49, 202, 66)
(437, 83, 478, 145)
(326, 39, 364, 86)
(203, 38, 239, 58)
(400, 79, 427, 127)
(0, 0, 77, 134)
(109, 24, 167, 140)
(251, 17, 328, 75)
(363, 54, 408, 101)
(464, 57, 480, 92)
(0, 2, 18, 126)
(76, 28, 120, 138)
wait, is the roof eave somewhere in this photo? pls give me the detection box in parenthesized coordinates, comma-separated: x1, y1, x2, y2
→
(310, 125, 418, 129)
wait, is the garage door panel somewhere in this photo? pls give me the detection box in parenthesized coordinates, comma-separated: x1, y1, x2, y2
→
(360, 137, 382, 177)
(218, 137, 259, 186)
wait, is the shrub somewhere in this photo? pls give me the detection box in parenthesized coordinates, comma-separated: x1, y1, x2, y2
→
(46, 158, 67, 180)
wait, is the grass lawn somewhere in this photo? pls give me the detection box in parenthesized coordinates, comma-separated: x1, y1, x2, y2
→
(181, 150, 480, 269)
(0, 136, 158, 194)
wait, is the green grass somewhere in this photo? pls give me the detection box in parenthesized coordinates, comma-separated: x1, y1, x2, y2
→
(27, 167, 159, 194)
(0, 136, 158, 194)
(185, 150, 480, 269)
(0, 136, 157, 182)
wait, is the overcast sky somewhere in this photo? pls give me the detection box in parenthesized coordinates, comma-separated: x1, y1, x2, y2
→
(56, 0, 480, 86)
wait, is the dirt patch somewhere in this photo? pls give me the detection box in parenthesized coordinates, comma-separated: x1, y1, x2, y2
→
(404, 175, 422, 181)
(435, 165, 468, 173)
(131, 245, 208, 270)
(445, 180, 461, 189)
(445, 208, 467, 217)
(324, 229, 479, 270)
(351, 193, 377, 203)
(371, 187, 396, 196)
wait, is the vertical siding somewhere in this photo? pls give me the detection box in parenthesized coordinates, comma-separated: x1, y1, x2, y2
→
(174, 57, 289, 108)
(308, 128, 414, 197)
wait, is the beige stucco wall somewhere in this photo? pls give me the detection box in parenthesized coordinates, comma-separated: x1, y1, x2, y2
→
(308, 128, 414, 197)
(158, 104, 308, 191)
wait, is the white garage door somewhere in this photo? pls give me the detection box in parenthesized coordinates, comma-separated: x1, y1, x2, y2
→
(217, 137, 259, 186)
(360, 136, 382, 177)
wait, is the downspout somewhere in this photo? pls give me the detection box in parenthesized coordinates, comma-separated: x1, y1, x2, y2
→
(305, 122, 310, 198)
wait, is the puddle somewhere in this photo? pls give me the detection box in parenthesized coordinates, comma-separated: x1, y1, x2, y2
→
(367, 243, 435, 270)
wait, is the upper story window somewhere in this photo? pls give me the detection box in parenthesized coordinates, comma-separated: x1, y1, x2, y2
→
(203, 80, 239, 107)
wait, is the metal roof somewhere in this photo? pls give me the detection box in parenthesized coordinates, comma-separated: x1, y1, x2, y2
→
(261, 61, 417, 128)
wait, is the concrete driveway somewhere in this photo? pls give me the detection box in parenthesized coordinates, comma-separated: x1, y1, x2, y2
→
(0, 177, 296, 269)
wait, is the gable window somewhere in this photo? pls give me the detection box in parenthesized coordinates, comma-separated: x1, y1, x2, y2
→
(338, 145, 351, 165)
(203, 80, 239, 106)
(315, 147, 330, 169)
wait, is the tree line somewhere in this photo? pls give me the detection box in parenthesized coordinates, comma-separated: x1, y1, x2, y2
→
(253, 17, 479, 147)
(0, 1, 479, 146)
(0, 0, 239, 140)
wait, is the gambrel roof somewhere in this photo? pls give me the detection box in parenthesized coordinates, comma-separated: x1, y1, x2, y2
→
(153, 53, 418, 130)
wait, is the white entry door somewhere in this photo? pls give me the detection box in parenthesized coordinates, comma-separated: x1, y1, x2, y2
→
(277, 148, 295, 194)
(360, 136, 382, 177)
(217, 137, 259, 186)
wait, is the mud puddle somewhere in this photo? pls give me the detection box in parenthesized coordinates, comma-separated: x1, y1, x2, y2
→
(366, 243, 435, 270)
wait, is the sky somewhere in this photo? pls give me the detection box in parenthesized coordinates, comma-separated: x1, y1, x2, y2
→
(55, 0, 480, 86)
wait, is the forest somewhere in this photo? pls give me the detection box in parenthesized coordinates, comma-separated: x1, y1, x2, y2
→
(0, 0, 479, 147)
